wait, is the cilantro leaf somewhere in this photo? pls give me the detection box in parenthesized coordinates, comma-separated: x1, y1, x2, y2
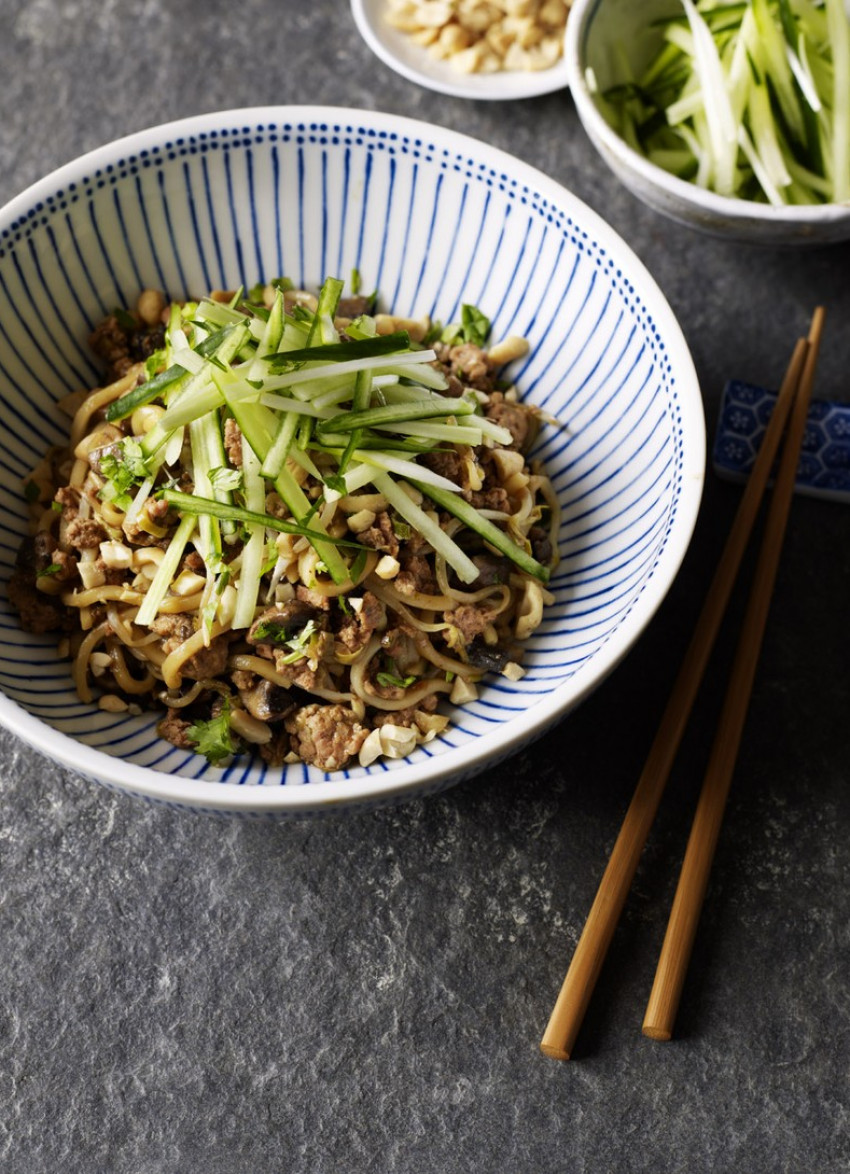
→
(37, 563, 62, 579)
(390, 514, 412, 540)
(440, 303, 491, 348)
(144, 348, 166, 381)
(186, 699, 239, 765)
(250, 618, 318, 665)
(261, 551, 280, 576)
(422, 320, 444, 346)
(99, 439, 149, 508)
(460, 303, 490, 347)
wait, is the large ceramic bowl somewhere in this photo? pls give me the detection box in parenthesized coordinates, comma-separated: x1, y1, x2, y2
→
(566, 0, 850, 246)
(0, 106, 704, 815)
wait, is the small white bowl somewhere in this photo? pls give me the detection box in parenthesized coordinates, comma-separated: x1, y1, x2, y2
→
(0, 106, 704, 816)
(350, 0, 570, 100)
(565, 0, 850, 246)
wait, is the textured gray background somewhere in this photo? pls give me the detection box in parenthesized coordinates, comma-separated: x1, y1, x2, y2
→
(1, 2, 850, 1171)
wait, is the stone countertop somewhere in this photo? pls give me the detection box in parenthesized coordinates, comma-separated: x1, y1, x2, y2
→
(1, 3, 849, 1171)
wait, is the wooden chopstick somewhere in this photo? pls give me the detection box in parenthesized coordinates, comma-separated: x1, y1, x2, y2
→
(540, 327, 813, 1062)
(642, 306, 825, 1042)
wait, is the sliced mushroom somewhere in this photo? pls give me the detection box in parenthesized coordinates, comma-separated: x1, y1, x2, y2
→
(471, 553, 512, 586)
(237, 678, 295, 723)
(466, 639, 510, 674)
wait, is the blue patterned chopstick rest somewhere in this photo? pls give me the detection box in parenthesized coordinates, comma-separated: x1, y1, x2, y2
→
(713, 380, 850, 502)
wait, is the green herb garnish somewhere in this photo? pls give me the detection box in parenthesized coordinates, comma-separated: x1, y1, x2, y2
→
(144, 349, 166, 381)
(441, 303, 491, 348)
(186, 698, 239, 765)
(251, 618, 318, 664)
(390, 514, 412, 540)
(460, 303, 491, 347)
(99, 438, 149, 508)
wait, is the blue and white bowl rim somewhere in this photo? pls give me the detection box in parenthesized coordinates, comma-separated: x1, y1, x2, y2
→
(0, 106, 705, 811)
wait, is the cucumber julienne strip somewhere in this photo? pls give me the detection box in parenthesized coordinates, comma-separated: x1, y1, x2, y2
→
(106, 364, 189, 423)
(262, 331, 412, 367)
(107, 322, 245, 423)
(260, 410, 300, 480)
(135, 514, 197, 626)
(305, 276, 344, 346)
(189, 414, 224, 564)
(139, 324, 252, 459)
(369, 472, 480, 585)
(218, 381, 350, 584)
(334, 368, 374, 485)
(232, 438, 269, 630)
(159, 490, 368, 550)
(414, 481, 550, 584)
(319, 397, 475, 435)
(355, 450, 462, 492)
(371, 419, 485, 444)
(259, 349, 441, 395)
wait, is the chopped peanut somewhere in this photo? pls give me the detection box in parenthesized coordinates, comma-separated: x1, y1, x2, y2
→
(385, 0, 570, 75)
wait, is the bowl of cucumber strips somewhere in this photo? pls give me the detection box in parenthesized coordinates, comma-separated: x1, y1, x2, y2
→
(566, 0, 850, 245)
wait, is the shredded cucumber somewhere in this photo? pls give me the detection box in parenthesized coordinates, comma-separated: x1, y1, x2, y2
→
(114, 276, 548, 616)
(598, 0, 850, 205)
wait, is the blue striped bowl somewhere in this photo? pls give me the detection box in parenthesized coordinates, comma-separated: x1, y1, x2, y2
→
(0, 107, 704, 815)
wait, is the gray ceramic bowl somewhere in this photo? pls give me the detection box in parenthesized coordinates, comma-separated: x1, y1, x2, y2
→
(565, 0, 850, 246)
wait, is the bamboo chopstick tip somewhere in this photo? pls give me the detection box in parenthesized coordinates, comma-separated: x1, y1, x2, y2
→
(540, 1042, 572, 1062)
(642, 1024, 672, 1042)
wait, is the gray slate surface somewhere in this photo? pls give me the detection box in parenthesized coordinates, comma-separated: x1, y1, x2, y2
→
(1, 2, 849, 1171)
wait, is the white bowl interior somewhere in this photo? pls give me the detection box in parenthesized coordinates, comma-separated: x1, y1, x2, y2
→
(580, 0, 678, 91)
(0, 108, 704, 810)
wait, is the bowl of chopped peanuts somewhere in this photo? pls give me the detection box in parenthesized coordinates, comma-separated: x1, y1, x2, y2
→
(351, 0, 572, 99)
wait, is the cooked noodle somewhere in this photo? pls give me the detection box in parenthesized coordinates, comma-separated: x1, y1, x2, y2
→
(9, 283, 560, 773)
